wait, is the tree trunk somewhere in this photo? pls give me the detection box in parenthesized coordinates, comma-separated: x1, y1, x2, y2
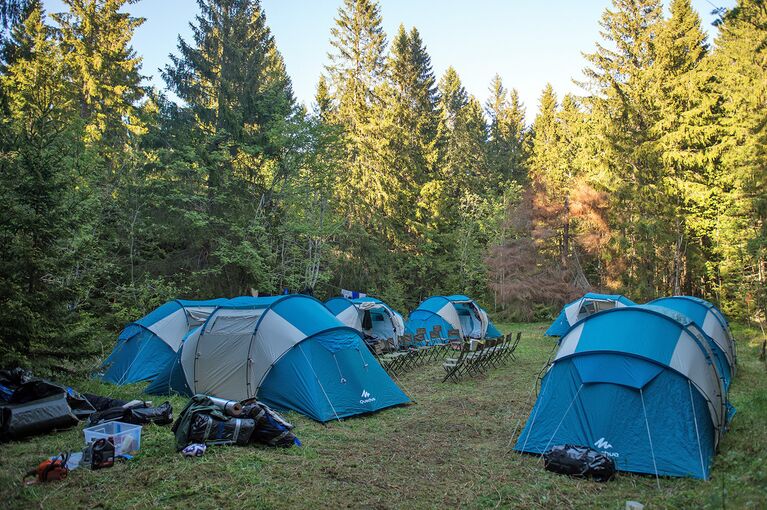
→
(561, 193, 570, 268)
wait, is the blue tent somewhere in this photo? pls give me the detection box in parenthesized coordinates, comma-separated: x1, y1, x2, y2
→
(515, 305, 727, 480)
(545, 293, 636, 337)
(649, 296, 736, 376)
(146, 295, 410, 422)
(325, 296, 405, 348)
(102, 298, 238, 384)
(405, 295, 502, 342)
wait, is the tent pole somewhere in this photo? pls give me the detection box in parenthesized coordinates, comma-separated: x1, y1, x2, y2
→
(640, 388, 662, 490)
(688, 380, 708, 480)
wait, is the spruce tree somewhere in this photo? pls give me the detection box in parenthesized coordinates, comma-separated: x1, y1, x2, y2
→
(0, 2, 83, 359)
(581, 0, 666, 298)
(54, 0, 145, 146)
(486, 74, 528, 183)
(706, 0, 767, 317)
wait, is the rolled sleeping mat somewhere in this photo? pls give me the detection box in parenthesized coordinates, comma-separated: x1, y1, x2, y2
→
(208, 397, 242, 417)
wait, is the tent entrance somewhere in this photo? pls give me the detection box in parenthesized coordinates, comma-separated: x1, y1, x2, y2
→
(577, 299, 619, 321)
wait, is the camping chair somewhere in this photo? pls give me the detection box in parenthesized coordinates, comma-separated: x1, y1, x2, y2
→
(399, 333, 422, 371)
(428, 329, 447, 362)
(442, 341, 472, 382)
(445, 328, 462, 353)
(464, 341, 489, 377)
(477, 338, 500, 370)
(507, 332, 521, 362)
(414, 328, 430, 365)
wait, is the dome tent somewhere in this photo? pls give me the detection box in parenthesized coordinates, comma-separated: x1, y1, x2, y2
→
(325, 296, 405, 348)
(545, 293, 636, 337)
(649, 296, 736, 375)
(146, 295, 410, 422)
(405, 295, 502, 341)
(102, 298, 236, 384)
(515, 305, 728, 480)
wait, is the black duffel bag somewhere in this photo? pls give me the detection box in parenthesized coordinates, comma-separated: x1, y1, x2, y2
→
(87, 401, 173, 427)
(543, 444, 616, 482)
(188, 413, 255, 446)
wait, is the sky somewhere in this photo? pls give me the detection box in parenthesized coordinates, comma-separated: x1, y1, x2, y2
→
(42, 0, 734, 121)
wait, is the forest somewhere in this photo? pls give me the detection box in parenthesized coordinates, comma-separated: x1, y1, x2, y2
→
(0, 0, 765, 364)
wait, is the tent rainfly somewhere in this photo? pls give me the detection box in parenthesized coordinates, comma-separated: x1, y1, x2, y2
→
(146, 295, 410, 422)
(325, 296, 405, 348)
(515, 305, 731, 480)
(649, 296, 736, 376)
(545, 293, 636, 337)
(405, 295, 502, 342)
(102, 298, 240, 385)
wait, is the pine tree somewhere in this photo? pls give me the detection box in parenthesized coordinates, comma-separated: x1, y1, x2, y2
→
(159, 0, 296, 296)
(54, 0, 145, 146)
(388, 24, 439, 185)
(0, 1, 84, 359)
(581, 0, 666, 298)
(486, 74, 528, 183)
(314, 74, 334, 120)
(651, 0, 712, 295)
(326, 0, 386, 129)
(706, 0, 767, 318)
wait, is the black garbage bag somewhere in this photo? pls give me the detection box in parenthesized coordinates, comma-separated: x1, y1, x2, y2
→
(543, 444, 616, 482)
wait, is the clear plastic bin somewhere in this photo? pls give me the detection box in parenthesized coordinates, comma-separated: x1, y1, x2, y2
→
(83, 421, 142, 456)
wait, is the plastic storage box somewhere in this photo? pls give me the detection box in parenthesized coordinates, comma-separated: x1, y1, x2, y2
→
(83, 421, 142, 456)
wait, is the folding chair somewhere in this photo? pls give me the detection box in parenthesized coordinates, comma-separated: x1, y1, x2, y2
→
(442, 341, 472, 382)
(507, 332, 521, 361)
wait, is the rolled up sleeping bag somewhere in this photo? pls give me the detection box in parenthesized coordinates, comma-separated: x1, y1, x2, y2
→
(0, 393, 79, 441)
(207, 397, 242, 417)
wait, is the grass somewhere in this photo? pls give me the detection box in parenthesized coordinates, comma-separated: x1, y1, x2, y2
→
(1, 322, 766, 509)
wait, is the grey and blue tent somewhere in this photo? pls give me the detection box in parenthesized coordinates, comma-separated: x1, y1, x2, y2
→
(649, 296, 736, 375)
(102, 298, 238, 384)
(405, 295, 502, 342)
(325, 296, 405, 348)
(146, 295, 410, 422)
(515, 305, 728, 480)
(545, 293, 636, 337)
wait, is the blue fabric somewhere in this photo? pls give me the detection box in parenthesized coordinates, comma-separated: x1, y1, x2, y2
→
(571, 308, 684, 365)
(145, 295, 410, 422)
(573, 354, 664, 389)
(144, 329, 197, 396)
(308, 327, 363, 353)
(101, 326, 176, 384)
(545, 293, 636, 337)
(406, 295, 502, 341)
(515, 358, 715, 479)
(325, 297, 355, 316)
(405, 309, 451, 344)
(257, 335, 410, 422)
(103, 296, 259, 385)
